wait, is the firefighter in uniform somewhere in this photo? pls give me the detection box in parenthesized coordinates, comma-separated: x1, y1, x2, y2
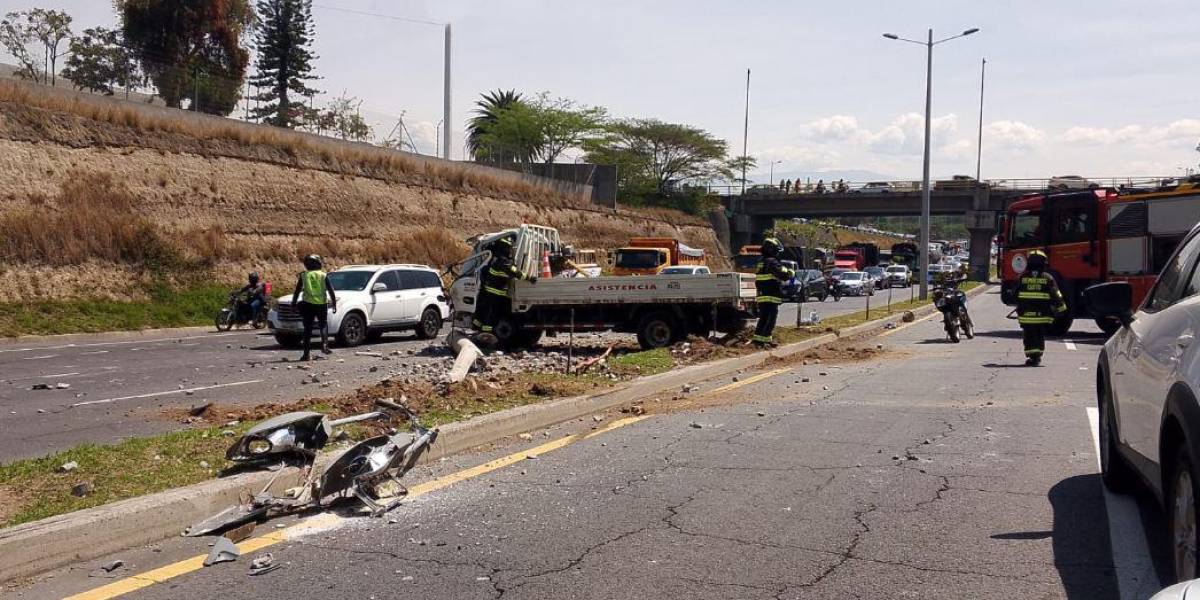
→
(473, 236, 535, 344)
(753, 237, 795, 347)
(1016, 250, 1067, 366)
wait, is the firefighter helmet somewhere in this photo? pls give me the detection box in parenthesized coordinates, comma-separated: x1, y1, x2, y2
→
(762, 237, 783, 257)
(1027, 249, 1047, 271)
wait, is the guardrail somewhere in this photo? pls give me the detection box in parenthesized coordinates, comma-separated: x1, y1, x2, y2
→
(697, 176, 1185, 197)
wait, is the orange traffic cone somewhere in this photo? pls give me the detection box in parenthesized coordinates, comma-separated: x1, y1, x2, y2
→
(540, 250, 552, 278)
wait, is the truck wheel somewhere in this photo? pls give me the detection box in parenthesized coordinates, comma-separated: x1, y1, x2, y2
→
(637, 313, 678, 350)
(1048, 316, 1074, 337)
(338, 313, 367, 347)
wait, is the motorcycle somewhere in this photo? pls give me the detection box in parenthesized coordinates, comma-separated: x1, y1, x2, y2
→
(825, 275, 842, 302)
(216, 293, 270, 331)
(933, 284, 973, 343)
(186, 398, 438, 536)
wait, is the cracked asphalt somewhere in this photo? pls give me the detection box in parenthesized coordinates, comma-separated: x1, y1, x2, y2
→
(18, 288, 1168, 599)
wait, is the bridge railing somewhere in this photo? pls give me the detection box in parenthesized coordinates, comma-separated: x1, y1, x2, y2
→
(701, 176, 1181, 197)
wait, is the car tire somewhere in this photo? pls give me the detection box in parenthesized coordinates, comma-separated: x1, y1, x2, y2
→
(337, 313, 367, 347)
(1169, 443, 1200, 583)
(416, 307, 442, 340)
(1098, 370, 1135, 493)
(637, 312, 678, 350)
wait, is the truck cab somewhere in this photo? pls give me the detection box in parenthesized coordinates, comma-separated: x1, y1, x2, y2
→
(612, 238, 706, 276)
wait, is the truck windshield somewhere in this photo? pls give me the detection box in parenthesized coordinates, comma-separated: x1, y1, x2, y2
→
(327, 271, 373, 291)
(835, 252, 857, 259)
(733, 255, 761, 270)
(1008, 210, 1043, 248)
(616, 249, 664, 269)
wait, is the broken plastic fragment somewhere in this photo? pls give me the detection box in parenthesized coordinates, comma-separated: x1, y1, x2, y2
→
(203, 537, 241, 566)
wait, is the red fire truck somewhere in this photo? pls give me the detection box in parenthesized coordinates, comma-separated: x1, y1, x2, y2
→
(999, 180, 1200, 334)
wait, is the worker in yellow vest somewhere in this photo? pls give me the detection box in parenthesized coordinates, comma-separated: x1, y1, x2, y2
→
(291, 254, 338, 361)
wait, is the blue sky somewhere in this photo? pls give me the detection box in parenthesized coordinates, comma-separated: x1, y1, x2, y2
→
(8, 0, 1200, 181)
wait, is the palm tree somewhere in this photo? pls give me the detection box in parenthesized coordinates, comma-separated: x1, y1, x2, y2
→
(467, 89, 522, 161)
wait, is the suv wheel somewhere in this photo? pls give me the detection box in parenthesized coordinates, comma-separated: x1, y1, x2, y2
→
(1170, 444, 1200, 582)
(416, 307, 442, 340)
(338, 313, 367, 347)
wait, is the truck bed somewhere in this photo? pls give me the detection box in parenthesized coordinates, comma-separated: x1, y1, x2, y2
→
(510, 272, 755, 310)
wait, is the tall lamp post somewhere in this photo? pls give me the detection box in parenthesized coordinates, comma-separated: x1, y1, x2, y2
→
(769, 160, 782, 186)
(882, 27, 979, 300)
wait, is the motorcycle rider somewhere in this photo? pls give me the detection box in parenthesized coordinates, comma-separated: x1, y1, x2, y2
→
(233, 271, 267, 322)
(1015, 250, 1067, 366)
(291, 255, 337, 362)
(752, 237, 795, 347)
(473, 236, 537, 346)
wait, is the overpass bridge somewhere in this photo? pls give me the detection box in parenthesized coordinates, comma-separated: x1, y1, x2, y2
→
(712, 176, 1175, 280)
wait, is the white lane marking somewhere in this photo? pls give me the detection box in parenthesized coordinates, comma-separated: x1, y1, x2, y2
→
(22, 355, 58, 360)
(71, 380, 264, 407)
(1065, 340, 1078, 351)
(1086, 406, 1162, 599)
(81, 350, 109, 355)
(39, 372, 81, 378)
(0, 331, 255, 355)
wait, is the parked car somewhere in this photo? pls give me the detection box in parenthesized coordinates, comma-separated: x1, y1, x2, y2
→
(884, 265, 911, 288)
(864, 266, 886, 289)
(661, 265, 711, 275)
(1048, 175, 1097, 190)
(784, 269, 830, 302)
(852, 182, 894, 194)
(1087, 223, 1200, 583)
(836, 271, 874, 296)
(269, 264, 450, 348)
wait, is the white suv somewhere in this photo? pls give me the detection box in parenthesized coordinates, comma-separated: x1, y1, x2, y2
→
(269, 264, 450, 348)
(1088, 222, 1200, 583)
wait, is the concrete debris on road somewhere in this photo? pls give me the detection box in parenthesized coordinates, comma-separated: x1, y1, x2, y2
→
(71, 481, 94, 497)
(58, 461, 78, 473)
(248, 553, 279, 576)
(354, 351, 384, 358)
(518, 433, 533, 441)
(30, 383, 51, 390)
(689, 422, 703, 429)
(55, 382, 71, 389)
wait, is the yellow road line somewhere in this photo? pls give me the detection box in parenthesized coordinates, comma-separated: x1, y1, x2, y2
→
(706, 367, 791, 396)
(66, 416, 649, 600)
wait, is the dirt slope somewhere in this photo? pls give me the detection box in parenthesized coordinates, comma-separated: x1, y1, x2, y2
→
(0, 98, 726, 301)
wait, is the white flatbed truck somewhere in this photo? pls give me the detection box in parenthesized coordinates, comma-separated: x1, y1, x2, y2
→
(448, 225, 755, 350)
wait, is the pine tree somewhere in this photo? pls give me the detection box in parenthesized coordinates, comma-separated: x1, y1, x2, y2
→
(249, 0, 319, 128)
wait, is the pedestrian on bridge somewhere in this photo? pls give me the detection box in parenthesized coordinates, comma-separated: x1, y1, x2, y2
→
(1015, 250, 1067, 366)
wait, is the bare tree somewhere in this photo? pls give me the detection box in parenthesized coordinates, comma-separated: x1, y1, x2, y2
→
(0, 9, 73, 85)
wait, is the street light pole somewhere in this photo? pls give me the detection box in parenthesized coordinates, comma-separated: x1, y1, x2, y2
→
(443, 23, 452, 160)
(769, 160, 782, 186)
(741, 68, 751, 195)
(976, 58, 986, 182)
(882, 27, 979, 301)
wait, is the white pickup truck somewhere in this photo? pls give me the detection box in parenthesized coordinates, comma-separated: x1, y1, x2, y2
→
(448, 225, 755, 350)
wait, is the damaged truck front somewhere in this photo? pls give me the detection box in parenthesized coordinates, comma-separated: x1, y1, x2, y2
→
(448, 225, 755, 351)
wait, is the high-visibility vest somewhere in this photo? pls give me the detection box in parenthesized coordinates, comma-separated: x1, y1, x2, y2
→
(301, 270, 327, 305)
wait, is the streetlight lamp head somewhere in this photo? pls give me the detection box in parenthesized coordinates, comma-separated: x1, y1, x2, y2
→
(882, 33, 899, 39)
(962, 28, 980, 36)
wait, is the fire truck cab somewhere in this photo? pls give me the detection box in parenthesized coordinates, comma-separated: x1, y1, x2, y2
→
(1000, 181, 1200, 334)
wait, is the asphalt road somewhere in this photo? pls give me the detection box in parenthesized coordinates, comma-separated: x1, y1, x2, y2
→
(16, 288, 1175, 599)
(0, 292, 887, 463)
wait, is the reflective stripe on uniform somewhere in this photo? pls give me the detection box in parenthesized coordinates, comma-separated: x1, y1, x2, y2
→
(483, 286, 508, 297)
(756, 296, 782, 304)
(1025, 348, 1043, 355)
(1018, 316, 1055, 324)
(1017, 292, 1051, 300)
(752, 334, 773, 342)
(488, 268, 509, 278)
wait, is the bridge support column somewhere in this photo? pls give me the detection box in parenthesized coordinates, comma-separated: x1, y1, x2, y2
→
(965, 210, 996, 282)
(729, 214, 773, 254)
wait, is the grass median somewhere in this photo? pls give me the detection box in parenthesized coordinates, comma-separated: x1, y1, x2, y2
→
(0, 284, 231, 338)
(0, 281, 982, 527)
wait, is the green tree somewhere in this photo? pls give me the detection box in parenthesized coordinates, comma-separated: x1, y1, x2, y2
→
(0, 8, 73, 86)
(117, 0, 253, 114)
(527, 92, 606, 164)
(248, 0, 319, 127)
(724, 155, 757, 187)
(584, 119, 731, 195)
(467, 89, 522, 161)
(320, 94, 371, 141)
(61, 27, 141, 95)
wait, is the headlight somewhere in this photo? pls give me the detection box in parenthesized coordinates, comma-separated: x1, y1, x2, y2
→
(247, 438, 272, 454)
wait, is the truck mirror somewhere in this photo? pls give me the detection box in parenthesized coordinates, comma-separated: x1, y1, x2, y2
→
(1083, 282, 1133, 326)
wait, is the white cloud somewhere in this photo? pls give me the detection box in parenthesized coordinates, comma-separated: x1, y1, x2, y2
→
(865, 113, 959, 155)
(983, 120, 1045, 150)
(799, 115, 861, 141)
(759, 145, 840, 170)
(1061, 125, 1142, 144)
